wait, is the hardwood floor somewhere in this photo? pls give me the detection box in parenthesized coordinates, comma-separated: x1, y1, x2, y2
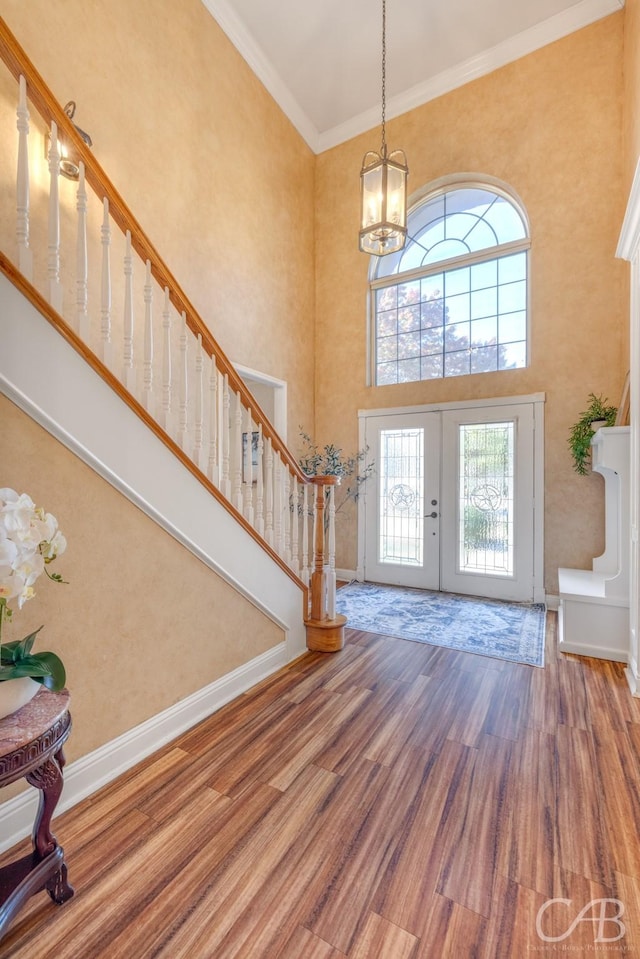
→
(2, 613, 640, 957)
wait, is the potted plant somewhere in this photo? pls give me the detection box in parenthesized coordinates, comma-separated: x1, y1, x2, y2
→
(568, 393, 617, 475)
(0, 488, 67, 718)
(298, 429, 374, 520)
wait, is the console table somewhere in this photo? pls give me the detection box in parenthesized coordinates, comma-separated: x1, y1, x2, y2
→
(0, 688, 74, 940)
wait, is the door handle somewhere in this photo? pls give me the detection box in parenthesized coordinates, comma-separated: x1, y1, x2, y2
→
(426, 511, 438, 519)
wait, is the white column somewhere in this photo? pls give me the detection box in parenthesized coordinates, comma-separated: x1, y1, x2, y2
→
(222, 374, 231, 500)
(327, 485, 337, 618)
(100, 197, 113, 368)
(274, 454, 283, 556)
(142, 260, 154, 413)
(47, 121, 62, 314)
(75, 162, 89, 342)
(244, 406, 254, 526)
(301, 482, 310, 587)
(255, 424, 265, 537)
(283, 466, 292, 566)
(16, 75, 33, 281)
(159, 287, 172, 432)
(208, 355, 219, 486)
(123, 230, 136, 393)
(194, 333, 204, 470)
(265, 437, 274, 547)
(233, 391, 244, 513)
(291, 476, 299, 575)
(178, 312, 189, 452)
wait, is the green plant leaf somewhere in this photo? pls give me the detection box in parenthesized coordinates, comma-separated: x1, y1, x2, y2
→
(0, 652, 65, 690)
(1, 626, 45, 662)
(31, 652, 66, 691)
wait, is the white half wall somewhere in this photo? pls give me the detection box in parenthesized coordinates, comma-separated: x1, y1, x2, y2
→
(0, 274, 307, 657)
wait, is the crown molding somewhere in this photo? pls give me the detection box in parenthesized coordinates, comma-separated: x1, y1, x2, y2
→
(200, 0, 320, 151)
(318, 0, 623, 152)
(202, 0, 623, 155)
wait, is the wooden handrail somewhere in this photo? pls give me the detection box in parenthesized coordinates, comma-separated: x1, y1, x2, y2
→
(0, 15, 309, 485)
(0, 249, 307, 603)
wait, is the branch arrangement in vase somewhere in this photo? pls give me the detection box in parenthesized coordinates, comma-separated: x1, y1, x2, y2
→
(0, 489, 67, 690)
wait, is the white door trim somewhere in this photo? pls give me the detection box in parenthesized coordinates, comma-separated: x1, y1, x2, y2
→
(359, 392, 545, 419)
(616, 155, 640, 693)
(358, 393, 545, 602)
(234, 362, 288, 441)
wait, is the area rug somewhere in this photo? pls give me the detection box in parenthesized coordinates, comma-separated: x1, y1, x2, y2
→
(335, 581, 545, 667)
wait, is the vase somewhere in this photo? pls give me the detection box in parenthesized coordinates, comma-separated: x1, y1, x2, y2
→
(0, 677, 40, 721)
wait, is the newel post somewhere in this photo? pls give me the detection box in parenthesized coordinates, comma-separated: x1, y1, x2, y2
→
(305, 476, 346, 653)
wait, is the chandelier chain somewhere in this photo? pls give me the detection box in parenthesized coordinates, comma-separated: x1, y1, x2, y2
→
(381, 0, 387, 158)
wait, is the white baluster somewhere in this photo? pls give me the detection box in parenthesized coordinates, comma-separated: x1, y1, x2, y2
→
(222, 374, 231, 500)
(142, 260, 154, 413)
(309, 486, 324, 619)
(302, 482, 310, 586)
(283, 466, 292, 566)
(47, 120, 62, 313)
(76, 162, 89, 341)
(233, 391, 244, 513)
(327, 485, 337, 618)
(194, 333, 204, 469)
(265, 438, 274, 547)
(100, 197, 112, 368)
(274, 454, 282, 556)
(208, 355, 219, 486)
(16, 75, 32, 281)
(178, 312, 188, 451)
(255, 424, 264, 537)
(244, 406, 254, 526)
(291, 476, 299, 575)
(123, 230, 136, 393)
(159, 287, 172, 432)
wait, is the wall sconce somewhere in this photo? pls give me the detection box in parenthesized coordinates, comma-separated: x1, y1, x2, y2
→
(359, 0, 408, 256)
(46, 101, 92, 180)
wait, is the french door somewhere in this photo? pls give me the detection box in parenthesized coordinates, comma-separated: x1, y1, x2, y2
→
(363, 413, 441, 588)
(362, 401, 539, 602)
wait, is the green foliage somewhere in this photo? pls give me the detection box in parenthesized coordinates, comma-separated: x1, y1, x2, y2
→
(0, 623, 66, 691)
(568, 393, 617, 475)
(298, 429, 374, 516)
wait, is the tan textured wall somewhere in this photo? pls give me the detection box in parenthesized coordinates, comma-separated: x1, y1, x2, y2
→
(1, 395, 283, 765)
(0, 0, 316, 433)
(315, 15, 627, 593)
(0, 0, 313, 780)
(624, 0, 640, 193)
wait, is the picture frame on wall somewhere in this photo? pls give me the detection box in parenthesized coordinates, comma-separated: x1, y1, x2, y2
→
(242, 430, 260, 484)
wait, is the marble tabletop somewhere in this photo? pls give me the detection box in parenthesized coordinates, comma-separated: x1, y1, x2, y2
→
(0, 689, 70, 762)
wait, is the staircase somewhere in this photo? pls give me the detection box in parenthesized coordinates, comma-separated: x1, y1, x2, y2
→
(0, 21, 344, 727)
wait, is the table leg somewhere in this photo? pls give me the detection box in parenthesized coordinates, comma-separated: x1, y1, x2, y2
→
(25, 747, 74, 904)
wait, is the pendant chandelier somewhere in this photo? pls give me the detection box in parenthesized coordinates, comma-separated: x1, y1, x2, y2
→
(359, 0, 408, 256)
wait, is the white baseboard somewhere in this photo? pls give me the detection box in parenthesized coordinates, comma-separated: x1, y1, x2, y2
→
(0, 643, 288, 855)
(545, 593, 560, 611)
(336, 568, 359, 583)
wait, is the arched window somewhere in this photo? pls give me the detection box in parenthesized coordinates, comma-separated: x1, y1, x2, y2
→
(370, 177, 530, 385)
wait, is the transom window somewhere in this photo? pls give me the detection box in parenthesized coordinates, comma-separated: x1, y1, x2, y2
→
(370, 181, 530, 385)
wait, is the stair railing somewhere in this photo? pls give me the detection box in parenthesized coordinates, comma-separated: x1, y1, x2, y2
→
(0, 17, 345, 648)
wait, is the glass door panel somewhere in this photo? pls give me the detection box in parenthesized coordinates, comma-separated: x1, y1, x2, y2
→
(458, 421, 514, 577)
(364, 413, 440, 589)
(379, 428, 424, 567)
(441, 404, 534, 600)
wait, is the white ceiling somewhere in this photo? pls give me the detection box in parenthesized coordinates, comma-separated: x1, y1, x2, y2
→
(202, 0, 622, 154)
